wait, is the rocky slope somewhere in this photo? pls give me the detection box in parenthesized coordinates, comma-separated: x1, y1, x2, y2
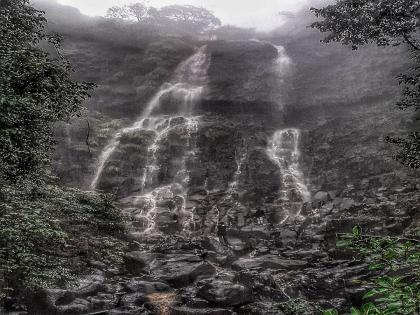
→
(23, 2, 420, 315)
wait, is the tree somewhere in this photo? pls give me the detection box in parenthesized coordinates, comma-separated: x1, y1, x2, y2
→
(127, 2, 148, 22)
(0, 0, 93, 183)
(106, 5, 130, 20)
(311, 0, 420, 50)
(106, 1, 148, 23)
(311, 0, 420, 169)
(158, 5, 221, 33)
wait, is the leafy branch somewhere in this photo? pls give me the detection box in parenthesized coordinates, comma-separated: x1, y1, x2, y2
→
(323, 227, 419, 314)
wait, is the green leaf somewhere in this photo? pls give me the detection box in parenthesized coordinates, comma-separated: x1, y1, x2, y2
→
(352, 226, 362, 238)
(322, 309, 339, 315)
(363, 290, 378, 299)
(337, 239, 352, 247)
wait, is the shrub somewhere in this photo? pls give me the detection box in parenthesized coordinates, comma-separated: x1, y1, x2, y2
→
(323, 227, 419, 314)
(0, 183, 126, 299)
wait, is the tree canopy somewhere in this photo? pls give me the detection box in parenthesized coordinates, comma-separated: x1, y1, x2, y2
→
(158, 5, 221, 32)
(0, 0, 93, 183)
(311, 0, 420, 169)
(106, 1, 149, 22)
(311, 0, 420, 50)
(106, 2, 221, 34)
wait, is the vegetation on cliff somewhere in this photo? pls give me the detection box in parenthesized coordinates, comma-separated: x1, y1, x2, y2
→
(0, 0, 125, 303)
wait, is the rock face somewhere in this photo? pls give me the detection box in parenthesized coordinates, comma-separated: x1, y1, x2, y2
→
(149, 254, 216, 288)
(197, 280, 253, 307)
(232, 255, 307, 271)
(38, 3, 420, 314)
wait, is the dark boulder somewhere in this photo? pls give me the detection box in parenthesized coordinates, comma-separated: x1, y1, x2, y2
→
(124, 252, 156, 276)
(197, 280, 253, 307)
(150, 254, 216, 287)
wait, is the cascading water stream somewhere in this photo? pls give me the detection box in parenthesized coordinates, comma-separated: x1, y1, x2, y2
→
(274, 45, 292, 77)
(91, 46, 210, 234)
(207, 144, 248, 232)
(267, 129, 311, 223)
(91, 46, 208, 190)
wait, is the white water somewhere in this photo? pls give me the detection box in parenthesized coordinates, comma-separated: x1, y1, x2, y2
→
(227, 146, 248, 197)
(267, 129, 310, 222)
(91, 46, 209, 190)
(274, 45, 292, 77)
(91, 46, 209, 234)
(208, 144, 248, 231)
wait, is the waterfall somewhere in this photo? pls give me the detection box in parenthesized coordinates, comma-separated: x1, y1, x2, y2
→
(91, 46, 209, 190)
(206, 145, 248, 232)
(91, 46, 210, 234)
(267, 129, 310, 222)
(274, 45, 292, 77)
(227, 146, 247, 197)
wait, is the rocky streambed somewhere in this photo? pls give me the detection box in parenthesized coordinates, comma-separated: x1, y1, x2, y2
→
(24, 181, 419, 315)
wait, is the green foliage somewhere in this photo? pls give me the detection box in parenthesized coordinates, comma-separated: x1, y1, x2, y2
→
(278, 298, 320, 315)
(330, 228, 420, 314)
(336, 228, 419, 273)
(0, 0, 126, 304)
(0, 189, 69, 297)
(387, 133, 420, 169)
(310, 0, 420, 50)
(0, 183, 126, 298)
(386, 49, 420, 169)
(0, 0, 94, 183)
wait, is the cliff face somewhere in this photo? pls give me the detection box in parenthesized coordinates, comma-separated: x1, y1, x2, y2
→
(39, 2, 420, 314)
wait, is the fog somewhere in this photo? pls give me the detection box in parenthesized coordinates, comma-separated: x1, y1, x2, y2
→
(57, 0, 310, 30)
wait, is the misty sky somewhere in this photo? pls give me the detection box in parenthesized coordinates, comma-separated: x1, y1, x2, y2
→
(57, 0, 309, 30)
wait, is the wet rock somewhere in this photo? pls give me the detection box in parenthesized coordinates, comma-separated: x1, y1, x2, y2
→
(155, 208, 181, 234)
(291, 262, 368, 300)
(108, 305, 147, 314)
(124, 252, 156, 275)
(55, 298, 90, 314)
(184, 297, 209, 308)
(169, 306, 233, 315)
(313, 191, 330, 205)
(124, 279, 171, 293)
(26, 289, 75, 314)
(119, 292, 149, 307)
(150, 254, 216, 287)
(89, 260, 107, 270)
(206, 251, 229, 265)
(197, 280, 253, 307)
(71, 272, 105, 297)
(340, 198, 356, 209)
(234, 270, 282, 299)
(89, 293, 118, 310)
(26, 288, 91, 315)
(232, 255, 307, 271)
(239, 302, 285, 315)
(25, 270, 109, 314)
